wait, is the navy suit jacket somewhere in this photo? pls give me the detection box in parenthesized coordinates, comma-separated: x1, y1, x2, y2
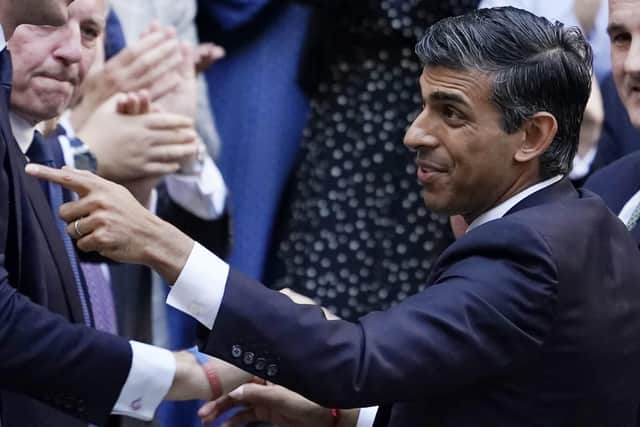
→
(198, 178, 640, 426)
(0, 50, 131, 426)
(585, 151, 640, 246)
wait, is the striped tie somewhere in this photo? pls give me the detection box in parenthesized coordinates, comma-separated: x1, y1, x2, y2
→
(626, 201, 640, 231)
(28, 131, 92, 324)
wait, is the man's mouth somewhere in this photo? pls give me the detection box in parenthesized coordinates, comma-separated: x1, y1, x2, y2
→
(416, 160, 448, 183)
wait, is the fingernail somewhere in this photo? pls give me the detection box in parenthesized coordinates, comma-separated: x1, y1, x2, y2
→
(25, 164, 39, 174)
(228, 385, 244, 399)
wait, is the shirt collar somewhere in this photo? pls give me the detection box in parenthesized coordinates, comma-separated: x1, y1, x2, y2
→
(58, 110, 76, 138)
(9, 111, 37, 154)
(466, 174, 564, 233)
(0, 23, 6, 51)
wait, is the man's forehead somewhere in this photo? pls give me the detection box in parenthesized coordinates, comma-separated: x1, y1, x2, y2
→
(420, 67, 490, 101)
(609, 0, 640, 28)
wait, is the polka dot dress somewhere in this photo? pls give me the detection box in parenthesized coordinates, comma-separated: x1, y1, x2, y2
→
(266, 0, 479, 321)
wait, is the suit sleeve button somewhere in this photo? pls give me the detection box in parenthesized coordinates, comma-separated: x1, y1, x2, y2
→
(231, 345, 243, 358)
(243, 352, 255, 365)
(266, 364, 278, 377)
(255, 358, 266, 371)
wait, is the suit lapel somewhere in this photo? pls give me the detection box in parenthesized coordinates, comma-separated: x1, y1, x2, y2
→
(11, 133, 84, 323)
(0, 101, 24, 284)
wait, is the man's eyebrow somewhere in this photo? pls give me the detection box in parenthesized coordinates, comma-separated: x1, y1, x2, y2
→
(607, 22, 627, 36)
(428, 90, 469, 106)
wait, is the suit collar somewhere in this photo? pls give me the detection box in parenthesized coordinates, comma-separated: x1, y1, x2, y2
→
(2, 115, 85, 323)
(506, 177, 578, 215)
(467, 175, 564, 233)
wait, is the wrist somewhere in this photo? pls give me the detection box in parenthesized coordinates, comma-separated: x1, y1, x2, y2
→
(330, 408, 340, 427)
(167, 351, 211, 400)
(337, 409, 359, 427)
(142, 218, 194, 284)
(186, 347, 222, 399)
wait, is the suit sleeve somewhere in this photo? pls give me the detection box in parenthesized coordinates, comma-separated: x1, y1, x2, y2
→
(0, 144, 133, 425)
(196, 219, 558, 408)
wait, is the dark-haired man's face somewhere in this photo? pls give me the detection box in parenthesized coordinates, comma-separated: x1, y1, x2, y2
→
(609, 0, 640, 127)
(403, 67, 525, 224)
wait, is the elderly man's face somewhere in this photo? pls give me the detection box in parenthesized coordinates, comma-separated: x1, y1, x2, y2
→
(7, 0, 105, 124)
(403, 67, 524, 223)
(609, 0, 640, 127)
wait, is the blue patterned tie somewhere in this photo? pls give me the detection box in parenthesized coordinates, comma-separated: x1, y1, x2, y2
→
(626, 201, 640, 231)
(50, 128, 118, 334)
(27, 131, 92, 325)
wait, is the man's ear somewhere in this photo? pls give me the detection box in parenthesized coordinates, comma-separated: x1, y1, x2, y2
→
(514, 112, 558, 163)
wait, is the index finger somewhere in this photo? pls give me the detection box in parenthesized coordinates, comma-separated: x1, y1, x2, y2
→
(25, 164, 95, 196)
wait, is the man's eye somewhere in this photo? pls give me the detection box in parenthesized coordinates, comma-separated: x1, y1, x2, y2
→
(443, 106, 463, 122)
(611, 32, 631, 47)
(82, 27, 99, 39)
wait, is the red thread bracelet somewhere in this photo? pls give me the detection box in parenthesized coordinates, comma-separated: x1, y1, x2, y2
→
(330, 408, 340, 427)
(201, 362, 223, 399)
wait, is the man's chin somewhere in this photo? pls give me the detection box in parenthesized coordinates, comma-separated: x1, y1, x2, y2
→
(421, 191, 453, 216)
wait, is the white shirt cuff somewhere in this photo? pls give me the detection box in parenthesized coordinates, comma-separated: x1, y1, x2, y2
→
(165, 157, 227, 220)
(112, 341, 176, 421)
(166, 242, 229, 329)
(356, 406, 379, 427)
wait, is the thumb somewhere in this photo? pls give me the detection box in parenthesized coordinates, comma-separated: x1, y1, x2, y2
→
(227, 383, 277, 406)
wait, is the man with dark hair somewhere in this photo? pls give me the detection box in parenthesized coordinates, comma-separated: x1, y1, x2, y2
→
(30, 6, 640, 426)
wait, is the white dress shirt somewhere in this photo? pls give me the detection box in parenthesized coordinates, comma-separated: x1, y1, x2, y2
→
(167, 175, 565, 426)
(618, 189, 640, 227)
(11, 114, 176, 421)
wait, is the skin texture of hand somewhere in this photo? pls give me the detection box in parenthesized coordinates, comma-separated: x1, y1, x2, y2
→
(194, 42, 226, 74)
(76, 93, 199, 183)
(167, 351, 253, 402)
(71, 26, 183, 129)
(24, 164, 192, 284)
(198, 382, 359, 427)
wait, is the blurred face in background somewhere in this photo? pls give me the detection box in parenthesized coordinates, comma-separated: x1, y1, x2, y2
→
(8, 0, 105, 123)
(609, 0, 640, 127)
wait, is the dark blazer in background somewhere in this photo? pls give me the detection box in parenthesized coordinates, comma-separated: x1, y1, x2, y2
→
(0, 50, 132, 427)
(590, 73, 640, 173)
(585, 151, 640, 245)
(197, 179, 640, 426)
